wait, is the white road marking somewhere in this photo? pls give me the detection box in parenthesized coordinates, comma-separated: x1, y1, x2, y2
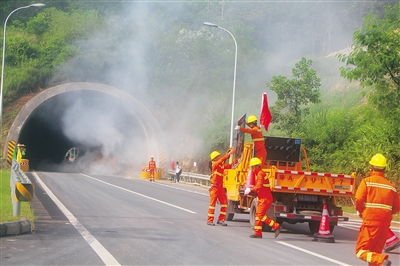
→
(156, 182, 209, 196)
(32, 172, 120, 266)
(80, 174, 197, 214)
(276, 241, 351, 266)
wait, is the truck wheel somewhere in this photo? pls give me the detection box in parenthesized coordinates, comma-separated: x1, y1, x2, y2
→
(308, 221, 335, 234)
(226, 200, 235, 221)
(308, 221, 320, 234)
(249, 198, 257, 228)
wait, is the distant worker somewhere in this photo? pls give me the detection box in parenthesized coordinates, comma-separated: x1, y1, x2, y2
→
(148, 156, 157, 182)
(235, 115, 266, 166)
(12, 143, 26, 163)
(65, 147, 79, 163)
(355, 153, 399, 266)
(175, 161, 182, 183)
(244, 157, 281, 238)
(207, 147, 235, 226)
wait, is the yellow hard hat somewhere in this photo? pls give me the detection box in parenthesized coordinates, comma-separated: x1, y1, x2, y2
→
(369, 153, 387, 168)
(247, 115, 258, 124)
(249, 157, 262, 167)
(150, 156, 154, 159)
(210, 151, 221, 160)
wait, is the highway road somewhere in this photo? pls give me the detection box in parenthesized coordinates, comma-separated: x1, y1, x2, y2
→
(1, 172, 399, 265)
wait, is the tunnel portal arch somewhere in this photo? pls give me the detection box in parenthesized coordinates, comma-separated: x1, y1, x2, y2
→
(5, 82, 168, 174)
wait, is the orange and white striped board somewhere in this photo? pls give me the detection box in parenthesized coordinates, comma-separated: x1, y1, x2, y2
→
(272, 169, 355, 197)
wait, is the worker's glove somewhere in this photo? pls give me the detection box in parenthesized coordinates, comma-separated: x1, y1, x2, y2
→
(357, 211, 362, 219)
(244, 188, 251, 195)
(234, 126, 240, 130)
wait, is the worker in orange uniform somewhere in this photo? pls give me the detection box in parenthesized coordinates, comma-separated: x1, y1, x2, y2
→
(355, 153, 399, 266)
(244, 157, 281, 238)
(235, 115, 266, 166)
(207, 148, 235, 226)
(148, 156, 157, 182)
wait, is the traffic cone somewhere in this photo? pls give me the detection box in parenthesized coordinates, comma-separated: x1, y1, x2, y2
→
(245, 169, 255, 188)
(384, 229, 400, 253)
(312, 204, 335, 243)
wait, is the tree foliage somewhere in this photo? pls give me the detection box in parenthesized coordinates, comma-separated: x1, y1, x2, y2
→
(267, 58, 321, 135)
(337, 3, 400, 183)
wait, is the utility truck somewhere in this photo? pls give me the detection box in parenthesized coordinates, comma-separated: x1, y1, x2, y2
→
(224, 132, 356, 234)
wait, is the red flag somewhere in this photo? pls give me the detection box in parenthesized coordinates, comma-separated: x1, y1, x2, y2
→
(171, 158, 175, 170)
(260, 93, 272, 131)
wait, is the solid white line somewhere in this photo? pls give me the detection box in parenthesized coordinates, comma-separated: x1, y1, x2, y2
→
(32, 172, 120, 266)
(276, 241, 351, 266)
(80, 174, 197, 214)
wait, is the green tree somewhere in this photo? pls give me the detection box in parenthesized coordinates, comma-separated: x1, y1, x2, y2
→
(267, 57, 321, 135)
(337, 3, 400, 184)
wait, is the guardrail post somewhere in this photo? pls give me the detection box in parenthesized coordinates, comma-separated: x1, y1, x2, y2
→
(10, 159, 34, 216)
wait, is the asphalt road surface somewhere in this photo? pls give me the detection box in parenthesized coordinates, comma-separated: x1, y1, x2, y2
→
(1, 172, 399, 265)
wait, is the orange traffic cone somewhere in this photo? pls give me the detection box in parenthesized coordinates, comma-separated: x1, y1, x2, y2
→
(384, 229, 400, 252)
(312, 204, 335, 243)
(245, 169, 255, 188)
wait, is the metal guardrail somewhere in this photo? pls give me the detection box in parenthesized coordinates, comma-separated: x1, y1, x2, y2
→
(10, 159, 34, 216)
(166, 170, 211, 187)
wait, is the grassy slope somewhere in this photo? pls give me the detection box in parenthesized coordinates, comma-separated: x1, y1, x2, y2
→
(0, 169, 35, 223)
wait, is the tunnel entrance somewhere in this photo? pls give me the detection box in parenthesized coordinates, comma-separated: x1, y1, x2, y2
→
(5, 82, 168, 175)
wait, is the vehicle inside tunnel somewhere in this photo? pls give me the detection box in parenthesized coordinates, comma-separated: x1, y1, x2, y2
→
(16, 90, 149, 173)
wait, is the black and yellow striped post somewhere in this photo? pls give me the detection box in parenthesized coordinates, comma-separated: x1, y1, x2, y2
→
(14, 182, 34, 202)
(7, 140, 17, 166)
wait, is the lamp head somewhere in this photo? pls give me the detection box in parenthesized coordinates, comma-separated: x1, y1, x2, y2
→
(203, 22, 218, 28)
(29, 3, 45, 7)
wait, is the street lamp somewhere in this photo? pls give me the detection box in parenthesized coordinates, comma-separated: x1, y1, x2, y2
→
(204, 22, 237, 147)
(0, 3, 45, 155)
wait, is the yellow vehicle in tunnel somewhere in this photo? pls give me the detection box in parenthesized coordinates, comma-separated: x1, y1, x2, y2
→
(223, 136, 356, 234)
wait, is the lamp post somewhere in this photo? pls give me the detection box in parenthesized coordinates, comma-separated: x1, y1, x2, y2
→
(204, 22, 237, 147)
(0, 3, 45, 155)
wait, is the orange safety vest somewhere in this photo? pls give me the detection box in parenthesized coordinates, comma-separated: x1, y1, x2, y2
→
(355, 171, 399, 227)
(239, 125, 265, 152)
(210, 153, 231, 186)
(148, 160, 156, 171)
(251, 168, 273, 201)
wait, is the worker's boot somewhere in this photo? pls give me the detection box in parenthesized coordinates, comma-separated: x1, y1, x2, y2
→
(249, 234, 262, 238)
(274, 225, 281, 238)
(384, 239, 400, 252)
(217, 220, 227, 226)
(382, 259, 392, 266)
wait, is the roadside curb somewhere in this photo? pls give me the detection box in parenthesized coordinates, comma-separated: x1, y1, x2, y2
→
(0, 218, 32, 237)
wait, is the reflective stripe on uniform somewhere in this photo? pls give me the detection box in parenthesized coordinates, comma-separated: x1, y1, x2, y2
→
(356, 250, 366, 258)
(220, 204, 227, 208)
(253, 138, 264, 142)
(364, 202, 392, 210)
(366, 252, 372, 263)
(212, 172, 223, 176)
(209, 206, 215, 210)
(366, 182, 397, 192)
(254, 226, 263, 230)
(263, 184, 270, 187)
